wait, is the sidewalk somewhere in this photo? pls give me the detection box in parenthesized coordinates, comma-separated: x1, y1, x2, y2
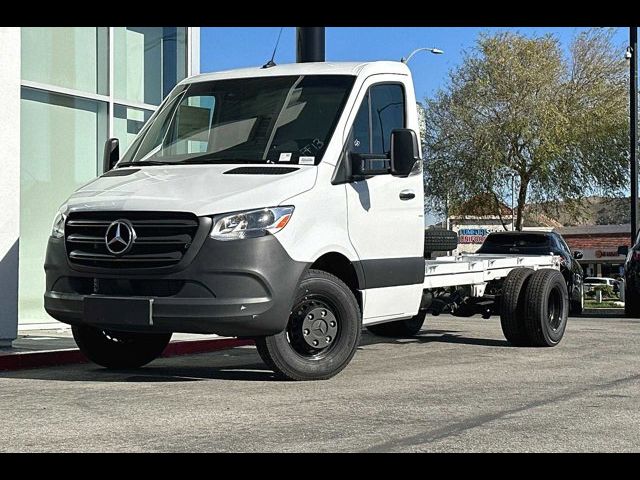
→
(0, 329, 253, 371)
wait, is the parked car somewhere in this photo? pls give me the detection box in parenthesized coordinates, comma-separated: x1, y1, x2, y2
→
(620, 234, 640, 317)
(476, 231, 585, 315)
(583, 277, 619, 294)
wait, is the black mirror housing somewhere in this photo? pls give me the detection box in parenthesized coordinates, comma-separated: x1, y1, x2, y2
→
(390, 129, 420, 177)
(618, 245, 629, 256)
(573, 250, 584, 260)
(103, 138, 120, 172)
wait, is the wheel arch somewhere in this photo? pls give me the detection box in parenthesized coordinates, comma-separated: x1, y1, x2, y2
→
(309, 252, 364, 309)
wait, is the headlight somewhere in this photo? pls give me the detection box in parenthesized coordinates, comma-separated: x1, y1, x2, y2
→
(51, 211, 66, 238)
(210, 206, 294, 241)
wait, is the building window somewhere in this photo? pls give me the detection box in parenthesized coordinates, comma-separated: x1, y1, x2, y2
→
(18, 27, 192, 327)
(19, 90, 108, 326)
(114, 27, 187, 106)
(113, 105, 153, 154)
(21, 27, 109, 95)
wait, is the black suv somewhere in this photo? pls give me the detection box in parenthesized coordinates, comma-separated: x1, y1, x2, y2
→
(476, 231, 585, 315)
(621, 232, 640, 317)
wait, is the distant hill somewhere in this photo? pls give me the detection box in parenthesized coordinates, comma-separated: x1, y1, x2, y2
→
(525, 196, 630, 227)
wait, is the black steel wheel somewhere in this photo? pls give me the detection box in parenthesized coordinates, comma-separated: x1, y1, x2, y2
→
(255, 269, 361, 381)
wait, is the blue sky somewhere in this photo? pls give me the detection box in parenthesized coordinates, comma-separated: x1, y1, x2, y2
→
(200, 27, 629, 102)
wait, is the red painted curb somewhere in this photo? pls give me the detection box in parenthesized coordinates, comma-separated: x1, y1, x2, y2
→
(0, 338, 254, 372)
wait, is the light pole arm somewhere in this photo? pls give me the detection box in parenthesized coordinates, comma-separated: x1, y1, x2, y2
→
(401, 47, 444, 64)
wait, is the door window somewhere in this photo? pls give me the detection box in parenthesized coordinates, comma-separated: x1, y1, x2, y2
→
(348, 83, 405, 156)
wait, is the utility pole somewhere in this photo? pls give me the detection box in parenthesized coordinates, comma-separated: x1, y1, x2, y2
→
(631, 27, 638, 245)
(296, 27, 325, 63)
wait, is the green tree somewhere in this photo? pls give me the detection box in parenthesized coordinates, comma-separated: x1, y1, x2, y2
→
(422, 29, 629, 230)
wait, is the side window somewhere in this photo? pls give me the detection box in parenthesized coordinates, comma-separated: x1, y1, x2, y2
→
(347, 83, 405, 156)
(370, 84, 405, 154)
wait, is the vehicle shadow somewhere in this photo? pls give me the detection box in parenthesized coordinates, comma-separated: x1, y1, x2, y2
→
(2, 329, 511, 384)
(360, 329, 511, 348)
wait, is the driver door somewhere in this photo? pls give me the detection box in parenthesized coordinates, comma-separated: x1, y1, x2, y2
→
(344, 80, 424, 321)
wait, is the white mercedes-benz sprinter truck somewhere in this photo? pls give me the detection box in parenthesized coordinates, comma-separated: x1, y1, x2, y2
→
(44, 61, 568, 380)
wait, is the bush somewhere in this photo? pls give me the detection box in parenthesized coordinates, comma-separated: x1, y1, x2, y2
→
(590, 285, 616, 299)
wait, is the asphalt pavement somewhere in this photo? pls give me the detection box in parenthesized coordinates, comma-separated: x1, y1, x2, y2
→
(1, 313, 638, 452)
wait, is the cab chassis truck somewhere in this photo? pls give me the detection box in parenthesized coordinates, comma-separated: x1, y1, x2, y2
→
(44, 61, 569, 380)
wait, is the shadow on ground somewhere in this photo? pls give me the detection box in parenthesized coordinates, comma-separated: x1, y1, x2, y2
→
(1, 328, 512, 383)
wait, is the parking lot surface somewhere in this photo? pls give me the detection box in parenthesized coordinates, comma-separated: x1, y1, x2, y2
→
(1, 313, 638, 452)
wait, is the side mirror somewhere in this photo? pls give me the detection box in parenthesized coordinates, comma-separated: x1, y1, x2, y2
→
(103, 138, 120, 172)
(390, 129, 420, 177)
(573, 250, 583, 260)
(618, 245, 629, 256)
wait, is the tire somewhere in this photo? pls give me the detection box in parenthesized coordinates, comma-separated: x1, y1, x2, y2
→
(570, 285, 584, 316)
(523, 269, 569, 347)
(72, 325, 171, 369)
(424, 229, 458, 257)
(254, 269, 361, 381)
(366, 310, 427, 337)
(625, 284, 640, 318)
(500, 268, 534, 346)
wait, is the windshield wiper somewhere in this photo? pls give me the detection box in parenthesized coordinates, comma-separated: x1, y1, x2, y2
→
(179, 156, 269, 165)
(117, 160, 173, 168)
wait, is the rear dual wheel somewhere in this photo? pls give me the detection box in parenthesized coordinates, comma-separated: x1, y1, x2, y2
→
(500, 268, 568, 347)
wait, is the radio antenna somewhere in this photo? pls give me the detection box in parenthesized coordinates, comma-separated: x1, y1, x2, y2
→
(262, 27, 284, 69)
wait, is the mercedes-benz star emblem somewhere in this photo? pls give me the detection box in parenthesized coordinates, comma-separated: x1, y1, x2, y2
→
(105, 219, 136, 256)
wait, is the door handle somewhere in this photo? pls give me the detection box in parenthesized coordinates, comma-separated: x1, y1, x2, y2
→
(399, 189, 415, 200)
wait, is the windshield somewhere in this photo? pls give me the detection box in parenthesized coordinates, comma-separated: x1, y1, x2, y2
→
(476, 233, 555, 255)
(119, 75, 355, 166)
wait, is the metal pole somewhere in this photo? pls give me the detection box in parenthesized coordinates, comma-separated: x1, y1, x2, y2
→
(511, 174, 515, 231)
(631, 27, 638, 245)
(296, 27, 325, 63)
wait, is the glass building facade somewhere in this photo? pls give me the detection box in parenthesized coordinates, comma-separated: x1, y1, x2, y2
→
(18, 27, 198, 327)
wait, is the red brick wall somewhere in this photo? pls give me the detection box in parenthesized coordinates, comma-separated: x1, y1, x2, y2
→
(563, 233, 630, 250)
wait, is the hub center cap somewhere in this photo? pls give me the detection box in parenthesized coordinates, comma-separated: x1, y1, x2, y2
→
(300, 306, 338, 349)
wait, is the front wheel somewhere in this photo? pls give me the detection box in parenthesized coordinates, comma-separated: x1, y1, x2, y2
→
(625, 284, 640, 318)
(72, 325, 171, 369)
(255, 269, 362, 381)
(570, 284, 584, 316)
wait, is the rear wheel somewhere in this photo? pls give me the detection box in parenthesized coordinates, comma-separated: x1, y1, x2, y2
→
(524, 269, 569, 347)
(255, 269, 361, 381)
(72, 325, 171, 369)
(366, 311, 427, 337)
(500, 268, 535, 346)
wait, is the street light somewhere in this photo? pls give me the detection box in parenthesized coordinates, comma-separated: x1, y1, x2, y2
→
(401, 47, 444, 64)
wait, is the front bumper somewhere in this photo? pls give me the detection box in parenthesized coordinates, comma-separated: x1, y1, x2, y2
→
(44, 233, 308, 336)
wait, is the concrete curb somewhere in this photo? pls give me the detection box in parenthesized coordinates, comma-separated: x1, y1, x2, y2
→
(0, 338, 254, 372)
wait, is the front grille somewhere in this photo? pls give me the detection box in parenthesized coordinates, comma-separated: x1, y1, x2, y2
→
(65, 211, 200, 269)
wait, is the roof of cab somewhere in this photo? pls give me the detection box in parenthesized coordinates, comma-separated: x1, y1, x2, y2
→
(181, 61, 410, 85)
